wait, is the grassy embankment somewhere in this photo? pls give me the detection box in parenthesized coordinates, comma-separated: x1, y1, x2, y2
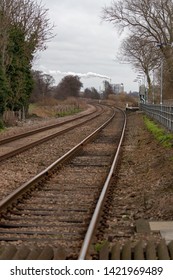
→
(28, 98, 86, 118)
(144, 116, 173, 148)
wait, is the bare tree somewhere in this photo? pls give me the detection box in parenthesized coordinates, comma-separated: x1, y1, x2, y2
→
(83, 87, 100, 99)
(119, 35, 160, 97)
(102, 0, 173, 96)
(103, 80, 115, 98)
(102, 0, 173, 44)
(30, 71, 55, 102)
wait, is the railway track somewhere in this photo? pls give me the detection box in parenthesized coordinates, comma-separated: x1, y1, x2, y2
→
(0, 106, 126, 259)
(0, 104, 102, 162)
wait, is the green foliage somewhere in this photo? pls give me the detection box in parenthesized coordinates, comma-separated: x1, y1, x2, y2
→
(0, 0, 53, 116)
(144, 116, 173, 147)
(94, 240, 108, 253)
(56, 108, 81, 117)
(169, 156, 173, 161)
(5, 25, 34, 112)
(0, 24, 34, 116)
(0, 57, 11, 115)
(0, 74, 5, 115)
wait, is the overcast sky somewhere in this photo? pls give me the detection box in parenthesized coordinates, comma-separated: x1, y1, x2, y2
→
(33, 0, 139, 92)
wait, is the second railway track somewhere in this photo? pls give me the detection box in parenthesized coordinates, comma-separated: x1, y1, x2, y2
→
(0, 106, 126, 259)
(0, 104, 103, 162)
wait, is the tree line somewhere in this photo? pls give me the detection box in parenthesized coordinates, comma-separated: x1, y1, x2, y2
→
(31, 71, 102, 102)
(1, 0, 147, 120)
(30, 71, 125, 102)
(0, 0, 53, 116)
(102, 0, 173, 101)
(0, 0, 103, 118)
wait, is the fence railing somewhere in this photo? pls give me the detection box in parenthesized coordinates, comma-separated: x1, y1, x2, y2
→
(140, 104, 173, 132)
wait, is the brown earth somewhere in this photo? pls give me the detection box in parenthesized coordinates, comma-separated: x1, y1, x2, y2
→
(102, 110, 173, 246)
(1, 106, 173, 244)
(1, 108, 173, 219)
(121, 111, 173, 221)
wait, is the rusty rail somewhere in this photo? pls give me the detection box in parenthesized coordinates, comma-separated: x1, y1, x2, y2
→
(0, 110, 115, 212)
(0, 105, 103, 162)
(78, 108, 126, 260)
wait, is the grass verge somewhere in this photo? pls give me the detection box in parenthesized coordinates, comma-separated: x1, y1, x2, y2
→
(56, 108, 81, 117)
(144, 116, 173, 148)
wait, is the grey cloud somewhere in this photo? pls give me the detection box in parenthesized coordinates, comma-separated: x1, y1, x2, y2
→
(34, 0, 138, 92)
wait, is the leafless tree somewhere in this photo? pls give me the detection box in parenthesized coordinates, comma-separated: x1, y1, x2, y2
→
(102, 0, 173, 96)
(30, 71, 55, 102)
(102, 0, 173, 44)
(119, 35, 160, 96)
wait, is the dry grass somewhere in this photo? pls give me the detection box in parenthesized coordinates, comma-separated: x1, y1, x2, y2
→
(28, 97, 87, 118)
(108, 93, 138, 109)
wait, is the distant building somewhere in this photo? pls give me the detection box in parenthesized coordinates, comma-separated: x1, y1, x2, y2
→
(112, 83, 124, 94)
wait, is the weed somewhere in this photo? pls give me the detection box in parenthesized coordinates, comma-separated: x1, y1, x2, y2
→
(144, 116, 173, 147)
(56, 108, 81, 117)
(94, 240, 108, 253)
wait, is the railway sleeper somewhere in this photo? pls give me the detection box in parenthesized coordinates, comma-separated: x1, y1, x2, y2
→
(0, 222, 86, 229)
(98, 240, 173, 260)
(0, 244, 66, 260)
(0, 239, 173, 260)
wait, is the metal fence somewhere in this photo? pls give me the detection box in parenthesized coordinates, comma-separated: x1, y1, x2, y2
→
(140, 104, 173, 132)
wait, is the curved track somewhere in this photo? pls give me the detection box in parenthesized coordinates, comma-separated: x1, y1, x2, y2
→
(0, 105, 102, 162)
(0, 106, 126, 259)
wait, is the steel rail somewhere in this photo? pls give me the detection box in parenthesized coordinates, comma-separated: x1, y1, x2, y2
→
(0, 110, 115, 213)
(0, 105, 97, 145)
(0, 107, 103, 162)
(78, 108, 126, 260)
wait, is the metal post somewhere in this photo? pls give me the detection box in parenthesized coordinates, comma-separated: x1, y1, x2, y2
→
(152, 69, 155, 104)
(160, 59, 163, 105)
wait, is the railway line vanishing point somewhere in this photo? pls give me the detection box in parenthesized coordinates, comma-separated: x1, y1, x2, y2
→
(0, 106, 126, 259)
(1, 105, 172, 260)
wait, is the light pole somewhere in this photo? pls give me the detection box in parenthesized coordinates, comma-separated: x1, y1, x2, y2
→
(152, 69, 155, 104)
(160, 58, 163, 105)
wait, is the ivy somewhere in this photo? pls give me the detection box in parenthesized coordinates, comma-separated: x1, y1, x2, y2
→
(5, 25, 34, 112)
(0, 57, 11, 116)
